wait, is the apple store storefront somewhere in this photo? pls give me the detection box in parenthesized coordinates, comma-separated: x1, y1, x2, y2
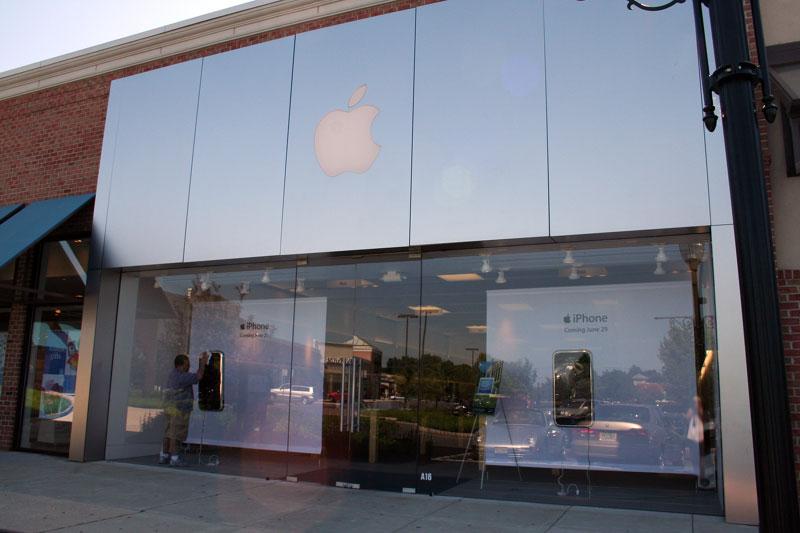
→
(69, 0, 756, 522)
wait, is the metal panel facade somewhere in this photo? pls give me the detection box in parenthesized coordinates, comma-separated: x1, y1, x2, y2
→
(184, 38, 295, 262)
(412, 0, 549, 245)
(95, 4, 719, 263)
(544, 1, 710, 236)
(281, 10, 415, 255)
(101, 60, 202, 268)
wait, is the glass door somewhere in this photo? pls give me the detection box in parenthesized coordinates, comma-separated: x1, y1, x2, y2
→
(286, 258, 421, 492)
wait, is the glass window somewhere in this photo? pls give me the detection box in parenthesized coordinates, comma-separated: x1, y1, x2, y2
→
(18, 306, 83, 452)
(104, 235, 721, 514)
(19, 239, 89, 453)
(37, 239, 90, 302)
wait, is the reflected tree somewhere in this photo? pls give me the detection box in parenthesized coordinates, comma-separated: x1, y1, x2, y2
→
(657, 318, 696, 407)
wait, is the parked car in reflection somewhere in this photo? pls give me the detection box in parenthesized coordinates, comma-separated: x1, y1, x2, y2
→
(484, 409, 564, 460)
(554, 398, 592, 426)
(569, 403, 667, 465)
(269, 384, 315, 404)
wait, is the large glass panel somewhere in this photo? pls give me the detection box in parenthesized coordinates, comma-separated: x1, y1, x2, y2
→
(106, 263, 299, 479)
(37, 239, 90, 301)
(19, 238, 89, 453)
(19, 306, 82, 453)
(418, 236, 721, 514)
(103, 235, 721, 514)
(417, 250, 591, 504)
(286, 258, 422, 491)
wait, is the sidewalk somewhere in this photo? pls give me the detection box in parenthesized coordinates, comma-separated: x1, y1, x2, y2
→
(0, 452, 756, 532)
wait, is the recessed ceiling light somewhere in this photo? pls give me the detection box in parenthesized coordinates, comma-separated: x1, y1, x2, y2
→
(437, 273, 483, 282)
(655, 245, 668, 263)
(409, 305, 449, 315)
(381, 270, 404, 282)
(498, 303, 533, 311)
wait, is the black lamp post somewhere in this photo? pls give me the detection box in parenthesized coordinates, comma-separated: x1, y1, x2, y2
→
(584, 1, 798, 530)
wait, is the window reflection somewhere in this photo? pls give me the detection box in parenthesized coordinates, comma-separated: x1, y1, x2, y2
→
(19, 306, 82, 453)
(38, 240, 90, 301)
(106, 235, 721, 513)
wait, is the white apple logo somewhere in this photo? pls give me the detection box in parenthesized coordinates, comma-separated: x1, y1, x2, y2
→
(314, 84, 380, 177)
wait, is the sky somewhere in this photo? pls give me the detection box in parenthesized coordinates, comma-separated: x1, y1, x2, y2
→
(0, 0, 261, 74)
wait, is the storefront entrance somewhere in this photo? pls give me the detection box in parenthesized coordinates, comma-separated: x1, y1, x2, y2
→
(105, 235, 722, 514)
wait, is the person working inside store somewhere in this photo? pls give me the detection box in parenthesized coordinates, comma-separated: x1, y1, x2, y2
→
(160, 352, 208, 466)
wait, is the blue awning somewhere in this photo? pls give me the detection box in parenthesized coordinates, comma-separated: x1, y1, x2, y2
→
(0, 194, 94, 269)
(0, 203, 22, 224)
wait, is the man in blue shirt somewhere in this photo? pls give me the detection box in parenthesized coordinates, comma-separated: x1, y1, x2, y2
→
(160, 352, 208, 466)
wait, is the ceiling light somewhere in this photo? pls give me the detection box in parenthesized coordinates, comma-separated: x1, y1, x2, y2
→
(381, 270, 404, 282)
(327, 279, 377, 289)
(409, 305, 449, 315)
(563, 250, 575, 265)
(261, 269, 272, 284)
(496, 270, 507, 284)
(198, 272, 212, 292)
(498, 303, 533, 311)
(655, 245, 668, 263)
(467, 325, 487, 333)
(654, 262, 666, 275)
(438, 273, 483, 282)
(569, 266, 579, 280)
(237, 281, 250, 298)
(480, 257, 493, 274)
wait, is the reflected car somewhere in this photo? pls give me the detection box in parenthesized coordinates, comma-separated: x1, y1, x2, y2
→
(569, 403, 667, 465)
(554, 398, 592, 426)
(269, 384, 315, 404)
(484, 409, 563, 460)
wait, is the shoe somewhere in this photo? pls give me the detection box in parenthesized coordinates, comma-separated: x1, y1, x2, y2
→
(158, 454, 170, 465)
(169, 456, 191, 467)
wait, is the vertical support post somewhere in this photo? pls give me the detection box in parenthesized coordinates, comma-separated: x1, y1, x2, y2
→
(69, 268, 121, 461)
(707, 1, 800, 529)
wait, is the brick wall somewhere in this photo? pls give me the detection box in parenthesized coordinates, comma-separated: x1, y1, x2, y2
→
(0, 0, 438, 451)
(0, 250, 34, 449)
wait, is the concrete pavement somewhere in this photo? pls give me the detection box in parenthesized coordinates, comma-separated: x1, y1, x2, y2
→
(0, 452, 756, 532)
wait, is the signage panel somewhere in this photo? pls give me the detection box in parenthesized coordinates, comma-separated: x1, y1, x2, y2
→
(281, 10, 415, 255)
